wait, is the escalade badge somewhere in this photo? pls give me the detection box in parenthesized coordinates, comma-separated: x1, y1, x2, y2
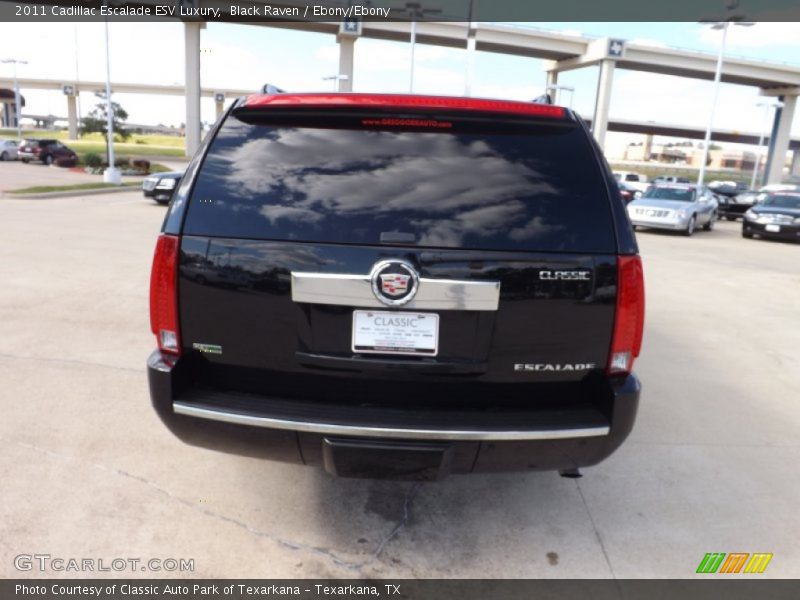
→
(370, 260, 419, 306)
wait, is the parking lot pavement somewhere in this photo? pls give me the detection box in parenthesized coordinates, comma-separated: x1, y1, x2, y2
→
(0, 160, 144, 194)
(1, 193, 798, 579)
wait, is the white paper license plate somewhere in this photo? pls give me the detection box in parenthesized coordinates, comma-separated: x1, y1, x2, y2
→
(352, 310, 439, 356)
(765, 224, 781, 232)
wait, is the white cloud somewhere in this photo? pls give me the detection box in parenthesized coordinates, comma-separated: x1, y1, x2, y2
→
(354, 38, 462, 73)
(609, 70, 778, 146)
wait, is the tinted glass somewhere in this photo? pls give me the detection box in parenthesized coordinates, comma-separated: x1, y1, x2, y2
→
(763, 194, 800, 209)
(183, 114, 615, 252)
(643, 186, 696, 202)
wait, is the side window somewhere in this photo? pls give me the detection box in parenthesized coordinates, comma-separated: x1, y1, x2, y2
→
(626, 174, 639, 182)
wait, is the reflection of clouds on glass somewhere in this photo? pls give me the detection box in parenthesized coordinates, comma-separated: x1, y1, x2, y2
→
(200, 119, 580, 247)
(509, 216, 565, 241)
(184, 117, 617, 252)
(211, 126, 562, 246)
(213, 242, 338, 273)
(222, 128, 555, 211)
(415, 202, 526, 247)
(260, 205, 324, 226)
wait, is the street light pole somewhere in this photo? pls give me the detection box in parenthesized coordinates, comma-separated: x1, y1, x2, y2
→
(409, 20, 417, 92)
(750, 100, 783, 190)
(74, 24, 82, 135)
(1, 58, 27, 141)
(103, 17, 121, 184)
(391, 2, 442, 93)
(697, 20, 753, 187)
(546, 84, 575, 108)
(322, 74, 349, 92)
(697, 24, 728, 188)
(464, 0, 477, 96)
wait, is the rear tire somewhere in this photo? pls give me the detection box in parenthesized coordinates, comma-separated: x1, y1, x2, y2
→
(43, 155, 53, 166)
(0, 151, 7, 161)
(742, 230, 754, 239)
(21, 158, 29, 164)
(683, 215, 696, 237)
(703, 212, 716, 231)
(725, 215, 737, 221)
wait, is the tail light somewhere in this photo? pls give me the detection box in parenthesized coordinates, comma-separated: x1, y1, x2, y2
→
(149, 234, 181, 355)
(608, 255, 645, 375)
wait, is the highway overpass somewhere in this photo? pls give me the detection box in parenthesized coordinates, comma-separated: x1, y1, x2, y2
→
(2, 17, 799, 183)
(241, 17, 800, 184)
(0, 78, 251, 139)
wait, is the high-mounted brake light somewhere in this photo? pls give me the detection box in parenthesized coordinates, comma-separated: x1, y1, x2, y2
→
(608, 256, 645, 375)
(149, 234, 181, 355)
(242, 93, 567, 119)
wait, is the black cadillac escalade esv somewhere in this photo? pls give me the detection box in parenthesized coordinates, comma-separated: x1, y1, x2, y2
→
(147, 93, 645, 480)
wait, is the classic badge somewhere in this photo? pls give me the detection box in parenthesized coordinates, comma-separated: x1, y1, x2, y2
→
(370, 260, 419, 306)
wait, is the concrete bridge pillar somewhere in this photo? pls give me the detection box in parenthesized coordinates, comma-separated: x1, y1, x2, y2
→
(764, 94, 797, 185)
(67, 94, 78, 139)
(337, 37, 355, 92)
(184, 21, 202, 157)
(546, 69, 558, 90)
(791, 150, 800, 178)
(592, 59, 615, 149)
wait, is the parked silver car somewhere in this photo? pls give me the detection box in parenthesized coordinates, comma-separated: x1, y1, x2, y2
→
(0, 138, 19, 160)
(627, 184, 718, 236)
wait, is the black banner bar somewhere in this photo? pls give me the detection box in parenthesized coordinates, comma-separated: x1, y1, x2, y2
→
(3, 580, 800, 600)
(1, 0, 800, 23)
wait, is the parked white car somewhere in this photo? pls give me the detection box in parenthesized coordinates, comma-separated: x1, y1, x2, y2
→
(652, 175, 692, 184)
(0, 138, 19, 161)
(613, 171, 649, 194)
(759, 183, 799, 193)
(627, 184, 718, 236)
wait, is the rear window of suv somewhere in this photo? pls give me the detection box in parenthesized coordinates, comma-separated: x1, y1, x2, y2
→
(182, 111, 616, 253)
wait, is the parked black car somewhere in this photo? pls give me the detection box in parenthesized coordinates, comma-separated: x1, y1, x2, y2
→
(142, 170, 184, 204)
(709, 181, 754, 220)
(617, 181, 641, 204)
(148, 93, 645, 479)
(18, 139, 78, 165)
(718, 190, 764, 221)
(742, 191, 800, 242)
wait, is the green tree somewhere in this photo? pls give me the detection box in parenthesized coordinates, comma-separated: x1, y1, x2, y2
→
(81, 92, 130, 163)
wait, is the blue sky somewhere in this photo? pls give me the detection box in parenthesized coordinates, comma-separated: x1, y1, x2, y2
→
(1, 21, 798, 152)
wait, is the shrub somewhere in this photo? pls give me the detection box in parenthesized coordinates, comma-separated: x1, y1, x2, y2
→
(83, 153, 102, 168)
(131, 159, 151, 172)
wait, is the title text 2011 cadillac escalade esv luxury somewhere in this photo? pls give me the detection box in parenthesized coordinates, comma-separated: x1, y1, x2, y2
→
(147, 93, 645, 480)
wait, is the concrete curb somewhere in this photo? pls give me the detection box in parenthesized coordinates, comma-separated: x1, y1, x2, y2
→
(1, 185, 140, 200)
